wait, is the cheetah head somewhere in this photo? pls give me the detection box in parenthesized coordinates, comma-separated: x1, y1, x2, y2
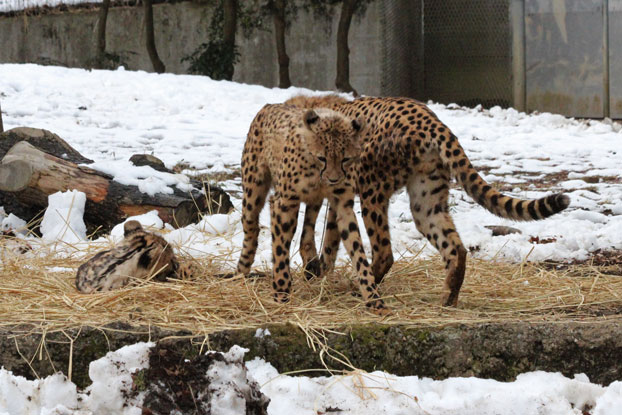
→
(302, 108, 365, 185)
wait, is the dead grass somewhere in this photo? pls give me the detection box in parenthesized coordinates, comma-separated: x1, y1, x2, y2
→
(1, 234, 621, 338)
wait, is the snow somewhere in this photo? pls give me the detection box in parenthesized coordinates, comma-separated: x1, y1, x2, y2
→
(88, 160, 194, 196)
(1, 343, 621, 414)
(1, 63, 622, 412)
(246, 358, 622, 415)
(0, 342, 152, 415)
(207, 345, 261, 415)
(109, 210, 166, 239)
(1, 211, 28, 235)
(0, 0, 100, 13)
(39, 190, 87, 244)
(83, 342, 152, 415)
(1, 63, 621, 265)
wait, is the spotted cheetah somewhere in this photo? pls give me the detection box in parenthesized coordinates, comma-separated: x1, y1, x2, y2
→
(237, 104, 389, 314)
(286, 95, 570, 307)
(76, 221, 179, 293)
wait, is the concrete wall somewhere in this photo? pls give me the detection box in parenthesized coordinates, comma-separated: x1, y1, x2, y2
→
(525, 0, 606, 118)
(0, 2, 387, 96)
(609, 0, 622, 118)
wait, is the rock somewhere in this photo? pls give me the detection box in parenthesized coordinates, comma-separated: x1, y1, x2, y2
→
(485, 225, 522, 236)
(129, 154, 169, 172)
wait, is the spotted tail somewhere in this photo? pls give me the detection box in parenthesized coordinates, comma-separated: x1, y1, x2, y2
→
(439, 134, 570, 221)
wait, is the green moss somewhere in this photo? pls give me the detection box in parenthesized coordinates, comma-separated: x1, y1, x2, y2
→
(132, 369, 148, 392)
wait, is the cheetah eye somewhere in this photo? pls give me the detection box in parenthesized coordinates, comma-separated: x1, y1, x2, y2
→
(342, 156, 358, 166)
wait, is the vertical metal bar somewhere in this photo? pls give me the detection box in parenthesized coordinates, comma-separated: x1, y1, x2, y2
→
(603, 0, 611, 118)
(421, 0, 426, 100)
(511, 0, 526, 112)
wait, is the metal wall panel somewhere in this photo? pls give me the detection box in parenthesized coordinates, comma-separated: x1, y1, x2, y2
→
(525, 0, 605, 117)
(609, 0, 622, 118)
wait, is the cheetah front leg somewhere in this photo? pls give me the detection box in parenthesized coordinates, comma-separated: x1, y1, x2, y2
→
(331, 190, 389, 315)
(300, 201, 323, 279)
(359, 183, 394, 284)
(270, 195, 300, 303)
(237, 165, 271, 276)
(318, 203, 340, 274)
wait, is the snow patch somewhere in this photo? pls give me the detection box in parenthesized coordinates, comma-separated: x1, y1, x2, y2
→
(40, 190, 87, 244)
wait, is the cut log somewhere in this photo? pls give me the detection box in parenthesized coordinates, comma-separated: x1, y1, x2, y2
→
(0, 127, 93, 164)
(0, 139, 232, 234)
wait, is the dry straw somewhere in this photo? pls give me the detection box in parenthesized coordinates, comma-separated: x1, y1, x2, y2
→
(1, 232, 621, 338)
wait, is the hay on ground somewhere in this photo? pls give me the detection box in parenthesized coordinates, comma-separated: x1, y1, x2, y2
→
(1, 233, 621, 340)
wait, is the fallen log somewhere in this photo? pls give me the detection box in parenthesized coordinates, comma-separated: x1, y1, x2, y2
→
(0, 127, 92, 164)
(0, 128, 233, 234)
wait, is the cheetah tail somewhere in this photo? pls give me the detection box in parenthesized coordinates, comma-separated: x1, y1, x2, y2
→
(440, 134, 570, 221)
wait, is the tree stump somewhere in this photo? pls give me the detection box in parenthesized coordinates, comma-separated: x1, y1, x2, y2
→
(0, 128, 233, 235)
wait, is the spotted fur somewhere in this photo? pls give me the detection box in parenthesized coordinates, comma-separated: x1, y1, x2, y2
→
(286, 95, 570, 307)
(237, 103, 389, 314)
(75, 221, 179, 293)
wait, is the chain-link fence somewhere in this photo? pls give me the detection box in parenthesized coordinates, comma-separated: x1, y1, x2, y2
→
(380, 0, 513, 108)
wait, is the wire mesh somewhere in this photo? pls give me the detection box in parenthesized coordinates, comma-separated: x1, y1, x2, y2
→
(379, 0, 423, 98)
(423, 0, 513, 108)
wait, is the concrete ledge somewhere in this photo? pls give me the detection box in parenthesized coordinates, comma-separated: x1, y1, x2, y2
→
(1, 322, 621, 388)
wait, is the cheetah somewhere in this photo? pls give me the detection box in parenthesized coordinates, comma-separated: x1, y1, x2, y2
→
(285, 94, 570, 307)
(237, 103, 389, 314)
(76, 220, 180, 293)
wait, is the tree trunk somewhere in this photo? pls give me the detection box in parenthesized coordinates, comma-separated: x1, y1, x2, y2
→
(273, 0, 291, 89)
(144, 0, 165, 74)
(0, 130, 233, 234)
(222, 0, 238, 81)
(335, 0, 359, 96)
(94, 0, 111, 69)
(0, 102, 4, 133)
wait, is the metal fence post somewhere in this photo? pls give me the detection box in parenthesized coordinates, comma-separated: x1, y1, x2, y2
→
(511, 0, 526, 112)
(603, 0, 611, 118)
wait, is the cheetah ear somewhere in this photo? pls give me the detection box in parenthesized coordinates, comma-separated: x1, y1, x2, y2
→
(352, 117, 366, 133)
(303, 110, 320, 130)
(123, 220, 143, 237)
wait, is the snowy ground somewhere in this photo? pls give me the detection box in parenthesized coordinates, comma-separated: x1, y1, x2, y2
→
(1, 342, 621, 415)
(1, 64, 622, 414)
(1, 64, 621, 268)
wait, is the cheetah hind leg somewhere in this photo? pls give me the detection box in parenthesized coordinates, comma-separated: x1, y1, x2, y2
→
(407, 175, 467, 307)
